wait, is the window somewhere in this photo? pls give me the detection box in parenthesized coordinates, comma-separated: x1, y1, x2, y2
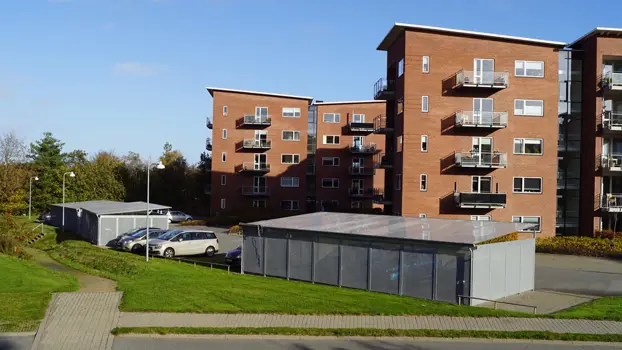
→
(515, 60, 544, 78)
(280, 177, 300, 188)
(323, 113, 341, 123)
(321, 178, 339, 188)
(396, 174, 402, 191)
(281, 154, 300, 164)
(422, 56, 430, 73)
(471, 215, 491, 221)
(282, 107, 301, 118)
(420, 174, 427, 191)
(322, 157, 340, 167)
(421, 135, 428, 152)
(351, 201, 361, 209)
(221, 152, 226, 163)
(398, 58, 404, 77)
(512, 216, 541, 232)
(323, 135, 340, 145)
(220, 175, 226, 186)
(352, 114, 365, 123)
(282, 130, 301, 141)
(419, 214, 427, 218)
(223, 106, 228, 116)
(252, 200, 267, 208)
(471, 176, 492, 193)
(255, 106, 268, 117)
(281, 200, 300, 211)
(514, 138, 543, 155)
(222, 129, 227, 140)
(220, 198, 226, 209)
(513, 177, 543, 194)
(397, 98, 404, 114)
(422, 96, 429, 112)
(515, 100, 544, 116)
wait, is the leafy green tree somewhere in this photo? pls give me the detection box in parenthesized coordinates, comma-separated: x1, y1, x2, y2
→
(0, 132, 29, 214)
(68, 151, 125, 203)
(28, 132, 67, 213)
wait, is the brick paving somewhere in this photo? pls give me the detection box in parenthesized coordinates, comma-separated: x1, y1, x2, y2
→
(31, 292, 122, 350)
(118, 312, 622, 334)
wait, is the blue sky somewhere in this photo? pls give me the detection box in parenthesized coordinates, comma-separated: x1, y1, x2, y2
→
(0, 0, 619, 163)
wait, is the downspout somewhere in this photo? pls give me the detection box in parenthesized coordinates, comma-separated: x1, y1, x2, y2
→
(468, 246, 475, 306)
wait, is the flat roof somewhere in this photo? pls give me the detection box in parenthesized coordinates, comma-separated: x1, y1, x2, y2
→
(52, 200, 171, 216)
(568, 27, 622, 48)
(314, 100, 385, 106)
(245, 212, 534, 246)
(206, 87, 314, 102)
(377, 23, 567, 51)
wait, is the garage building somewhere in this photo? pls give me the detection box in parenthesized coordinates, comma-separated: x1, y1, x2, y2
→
(241, 212, 536, 305)
(49, 200, 171, 246)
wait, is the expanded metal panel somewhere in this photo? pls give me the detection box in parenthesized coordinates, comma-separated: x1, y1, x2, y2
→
(489, 247, 507, 299)
(265, 231, 287, 278)
(435, 253, 458, 303)
(243, 235, 263, 275)
(99, 216, 169, 246)
(340, 240, 369, 290)
(289, 236, 313, 281)
(314, 237, 339, 285)
(370, 243, 399, 294)
(401, 248, 434, 299)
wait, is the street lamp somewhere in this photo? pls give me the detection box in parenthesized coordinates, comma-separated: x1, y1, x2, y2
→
(62, 172, 76, 232)
(146, 160, 165, 262)
(29, 176, 39, 220)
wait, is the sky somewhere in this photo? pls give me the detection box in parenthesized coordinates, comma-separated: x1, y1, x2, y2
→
(1, 0, 620, 164)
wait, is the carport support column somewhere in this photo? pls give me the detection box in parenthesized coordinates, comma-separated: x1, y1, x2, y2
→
(338, 240, 342, 287)
(311, 240, 316, 284)
(367, 246, 372, 291)
(286, 234, 290, 280)
(398, 249, 404, 296)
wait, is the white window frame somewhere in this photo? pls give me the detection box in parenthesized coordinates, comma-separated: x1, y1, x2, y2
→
(471, 176, 492, 193)
(398, 58, 404, 77)
(396, 174, 402, 191)
(514, 138, 543, 155)
(422, 56, 430, 73)
(282, 130, 301, 141)
(515, 60, 544, 78)
(420, 174, 427, 192)
(220, 175, 226, 186)
(351, 201, 361, 209)
(221, 152, 226, 163)
(471, 215, 491, 221)
(514, 99, 544, 116)
(281, 154, 300, 164)
(282, 107, 301, 118)
(323, 135, 341, 145)
(321, 178, 340, 188)
(252, 199, 267, 208)
(422, 96, 429, 112)
(419, 214, 427, 218)
(513, 177, 543, 194)
(322, 157, 340, 167)
(281, 200, 300, 211)
(220, 198, 226, 209)
(223, 106, 228, 116)
(222, 128, 227, 140)
(352, 114, 365, 123)
(323, 113, 341, 123)
(512, 216, 542, 233)
(280, 177, 300, 188)
(421, 135, 428, 152)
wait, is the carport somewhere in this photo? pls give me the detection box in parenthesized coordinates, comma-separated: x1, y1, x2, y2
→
(241, 212, 537, 305)
(49, 200, 171, 246)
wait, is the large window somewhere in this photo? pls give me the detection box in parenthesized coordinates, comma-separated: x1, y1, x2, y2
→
(321, 178, 339, 188)
(281, 154, 300, 164)
(422, 96, 429, 112)
(223, 106, 228, 116)
(422, 56, 430, 73)
(221, 152, 226, 163)
(420, 174, 427, 191)
(322, 157, 340, 167)
(282, 107, 301, 118)
(222, 129, 227, 140)
(472, 176, 492, 193)
(352, 114, 365, 123)
(281, 200, 300, 211)
(515, 60, 544, 78)
(280, 177, 300, 188)
(515, 99, 544, 116)
(282, 130, 300, 141)
(512, 216, 541, 232)
(398, 58, 404, 77)
(513, 177, 543, 194)
(323, 135, 340, 145)
(323, 113, 341, 123)
(421, 135, 428, 152)
(514, 138, 543, 155)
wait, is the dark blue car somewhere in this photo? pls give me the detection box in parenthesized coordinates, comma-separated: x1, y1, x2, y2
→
(225, 246, 241, 265)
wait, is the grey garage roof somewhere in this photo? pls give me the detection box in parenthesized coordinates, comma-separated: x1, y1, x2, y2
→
(246, 212, 535, 246)
(51, 200, 171, 216)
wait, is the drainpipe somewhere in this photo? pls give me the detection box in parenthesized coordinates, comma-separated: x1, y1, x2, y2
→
(468, 246, 475, 306)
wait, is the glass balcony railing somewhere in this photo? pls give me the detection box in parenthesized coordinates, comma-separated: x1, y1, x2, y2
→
(205, 137, 212, 151)
(603, 72, 622, 90)
(373, 115, 392, 133)
(454, 152, 507, 168)
(602, 111, 622, 131)
(240, 139, 272, 149)
(238, 162, 270, 173)
(348, 167, 375, 176)
(238, 115, 272, 127)
(600, 194, 622, 211)
(350, 143, 379, 154)
(600, 153, 622, 171)
(206, 117, 213, 129)
(373, 78, 395, 100)
(456, 70, 509, 88)
(454, 192, 507, 209)
(241, 186, 270, 196)
(455, 111, 508, 128)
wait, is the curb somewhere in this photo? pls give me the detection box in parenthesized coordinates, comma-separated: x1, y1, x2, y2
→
(0, 332, 37, 337)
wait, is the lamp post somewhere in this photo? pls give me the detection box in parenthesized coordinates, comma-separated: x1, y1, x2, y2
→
(146, 160, 165, 262)
(29, 176, 39, 220)
(62, 172, 76, 232)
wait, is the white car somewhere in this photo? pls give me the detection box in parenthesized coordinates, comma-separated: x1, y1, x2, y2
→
(148, 229, 219, 259)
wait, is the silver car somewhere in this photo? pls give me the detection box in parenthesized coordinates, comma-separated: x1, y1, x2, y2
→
(167, 210, 193, 223)
(119, 229, 166, 253)
(148, 229, 219, 258)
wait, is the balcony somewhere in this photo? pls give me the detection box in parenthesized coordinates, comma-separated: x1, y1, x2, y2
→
(236, 162, 270, 174)
(349, 167, 375, 176)
(350, 143, 380, 155)
(241, 186, 270, 197)
(602, 72, 622, 90)
(237, 139, 272, 151)
(373, 153, 392, 169)
(454, 152, 507, 168)
(349, 188, 374, 199)
(455, 70, 509, 89)
(373, 78, 395, 100)
(373, 115, 392, 134)
(602, 111, 622, 133)
(236, 115, 272, 128)
(454, 192, 507, 209)
(373, 188, 391, 204)
(205, 137, 212, 151)
(348, 117, 375, 133)
(454, 111, 508, 128)
(206, 117, 213, 129)
(600, 154, 622, 174)
(600, 194, 622, 212)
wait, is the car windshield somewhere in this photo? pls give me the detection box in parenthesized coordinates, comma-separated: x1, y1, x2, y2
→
(129, 230, 147, 238)
(156, 230, 183, 241)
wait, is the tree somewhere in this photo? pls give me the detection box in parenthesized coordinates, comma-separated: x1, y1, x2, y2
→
(28, 132, 67, 213)
(160, 142, 184, 166)
(68, 151, 125, 203)
(0, 132, 29, 214)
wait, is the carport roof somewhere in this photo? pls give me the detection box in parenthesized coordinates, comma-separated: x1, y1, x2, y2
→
(51, 200, 171, 216)
(246, 212, 535, 246)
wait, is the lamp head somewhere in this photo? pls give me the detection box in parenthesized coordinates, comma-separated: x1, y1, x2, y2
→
(69, 172, 76, 178)
(155, 161, 165, 170)
(34, 176, 39, 181)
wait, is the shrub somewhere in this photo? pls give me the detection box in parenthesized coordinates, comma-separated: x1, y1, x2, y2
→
(536, 236, 622, 259)
(0, 215, 37, 256)
(477, 232, 519, 245)
(229, 225, 242, 235)
(179, 220, 207, 226)
(50, 241, 146, 276)
(594, 230, 618, 239)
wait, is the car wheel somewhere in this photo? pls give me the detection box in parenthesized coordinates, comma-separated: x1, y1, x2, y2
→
(131, 244, 142, 253)
(205, 246, 216, 257)
(168, 218, 172, 223)
(163, 248, 175, 259)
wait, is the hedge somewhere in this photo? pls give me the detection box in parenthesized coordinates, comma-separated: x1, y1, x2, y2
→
(536, 236, 622, 259)
(477, 232, 519, 245)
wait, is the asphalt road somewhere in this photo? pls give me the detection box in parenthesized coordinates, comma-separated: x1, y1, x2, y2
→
(112, 337, 621, 350)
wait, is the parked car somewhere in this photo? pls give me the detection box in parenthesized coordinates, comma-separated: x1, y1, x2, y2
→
(118, 228, 167, 253)
(225, 246, 241, 265)
(110, 227, 160, 246)
(167, 211, 193, 223)
(148, 229, 218, 258)
(38, 213, 53, 223)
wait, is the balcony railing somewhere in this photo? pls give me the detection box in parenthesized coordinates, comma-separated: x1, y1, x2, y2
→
(373, 115, 392, 134)
(455, 70, 509, 88)
(454, 152, 507, 168)
(373, 153, 392, 169)
(237, 115, 272, 127)
(238, 139, 272, 150)
(454, 111, 508, 128)
(350, 143, 379, 154)
(349, 188, 374, 198)
(600, 153, 622, 172)
(454, 192, 507, 209)
(602, 111, 622, 132)
(373, 188, 391, 204)
(603, 72, 622, 90)
(373, 78, 395, 100)
(206, 117, 213, 129)
(237, 162, 270, 173)
(241, 186, 270, 196)
(600, 194, 622, 212)
(205, 137, 212, 151)
(349, 167, 375, 176)
(349, 116, 374, 133)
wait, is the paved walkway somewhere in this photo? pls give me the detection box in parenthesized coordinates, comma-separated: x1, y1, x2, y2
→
(118, 313, 622, 334)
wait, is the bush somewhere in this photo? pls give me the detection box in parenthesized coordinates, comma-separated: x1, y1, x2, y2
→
(536, 236, 622, 259)
(477, 232, 519, 245)
(0, 215, 37, 256)
(179, 220, 207, 226)
(50, 241, 146, 276)
(228, 225, 242, 235)
(594, 230, 619, 239)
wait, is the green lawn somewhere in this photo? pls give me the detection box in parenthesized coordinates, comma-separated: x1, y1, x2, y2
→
(552, 297, 622, 321)
(0, 254, 78, 332)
